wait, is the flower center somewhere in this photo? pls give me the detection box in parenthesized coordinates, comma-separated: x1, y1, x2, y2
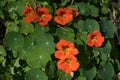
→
(92, 35, 97, 41)
(62, 46, 70, 54)
(37, 12, 45, 18)
(65, 59, 71, 64)
(60, 12, 65, 18)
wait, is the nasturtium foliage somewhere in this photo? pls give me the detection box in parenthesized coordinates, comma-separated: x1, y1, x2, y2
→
(0, 0, 119, 79)
(84, 66, 97, 80)
(0, 45, 6, 57)
(3, 32, 24, 51)
(5, 22, 19, 34)
(25, 69, 48, 80)
(98, 62, 114, 80)
(83, 19, 100, 33)
(25, 47, 51, 69)
(57, 70, 72, 80)
(19, 20, 34, 35)
(34, 32, 55, 55)
(45, 61, 57, 79)
(76, 31, 88, 45)
(56, 27, 75, 42)
(101, 17, 115, 38)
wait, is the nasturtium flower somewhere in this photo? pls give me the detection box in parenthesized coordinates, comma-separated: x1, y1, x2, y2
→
(35, 7, 52, 26)
(69, 8, 79, 18)
(24, 5, 35, 23)
(88, 30, 105, 47)
(54, 8, 73, 25)
(54, 39, 79, 59)
(57, 55, 80, 73)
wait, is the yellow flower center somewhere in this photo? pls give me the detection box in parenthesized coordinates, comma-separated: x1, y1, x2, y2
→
(65, 59, 71, 64)
(92, 36, 97, 41)
(62, 46, 70, 54)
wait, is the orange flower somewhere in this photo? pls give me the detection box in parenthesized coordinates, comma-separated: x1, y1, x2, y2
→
(69, 8, 79, 18)
(57, 55, 80, 73)
(88, 30, 105, 47)
(54, 39, 79, 59)
(54, 8, 73, 25)
(24, 5, 35, 23)
(35, 7, 52, 26)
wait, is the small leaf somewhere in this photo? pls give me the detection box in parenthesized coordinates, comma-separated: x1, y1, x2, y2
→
(5, 22, 19, 34)
(83, 19, 100, 33)
(56, 27, 75, 42)
(25, 47, 51, 69)
(19, 20, 34, 35)
(35, 24, 49, 33)
(0, 45, 6, 56)
(93, 40, 111, 61)
(84, 66, 97, 80)
(76, 31, 88, 45)
(101, 17, 115, 38)
(3, 32, 24, 51)
(45, 61, 57, 79)
(78, 3, 89, 16)
(98, 62, 114, 80)
(57, 70, 72, 80)
(101, 6, 108, 14)
(88, 5, 99, 17)
(23, 34, 35, 51)
(25, 69, 48, 80)
(73, 20, 84, 31)
(78, 76, 87, 80)
(34, 32, 55, 54)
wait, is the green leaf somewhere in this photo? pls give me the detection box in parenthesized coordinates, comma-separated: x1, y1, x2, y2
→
(78, 3, 89, 16)
(101, 17, 115, 38)
(84, 66, 97, 80)
(0, 56, 5, 63)
(78, 76, 87, 80)
(57, 70, 72, 80)
(45, 61, 57, 79)
(56, 27, 75, 42)
(27, 0, 36, 11)
(7, 0, 26, 16)
(0, 45, 6, 56)
(23, 34, 35, 51)
(25, 69, 48, 80)
(17, 48, 26, 60)
(83, 19, 100, 33)
(98, 62, 114, 80)
(3, 32, 24, 51)
(35, 24, 49, 33)
(88, 5, 99, 17)
(25, 47, 51, 69)
(68, 4, 78, 11)
(76, 31, 88, 45)
(101, 6, 109, 14)
(0, 1, 6, 8)
(0, 10, 4, 19)
(34, 32, 55, 54)
(60, 0, 71, 7)
(93, 40, 111, 61)
(5, 22, 19, 34)
(73, 20, 84, 31)
(19, 20, 34, 35)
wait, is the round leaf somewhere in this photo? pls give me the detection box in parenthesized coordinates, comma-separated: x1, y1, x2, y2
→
(56, 27, 75, 42)
(83, 19, 100, 33)
(25, 69, 48, 80)
(98, 62, 114, 80)
(25, 47, 51, 69)
(3, 32, 24, 51)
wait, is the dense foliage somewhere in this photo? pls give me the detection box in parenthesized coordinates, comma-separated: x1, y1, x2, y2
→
(0, 0, 120, 80)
